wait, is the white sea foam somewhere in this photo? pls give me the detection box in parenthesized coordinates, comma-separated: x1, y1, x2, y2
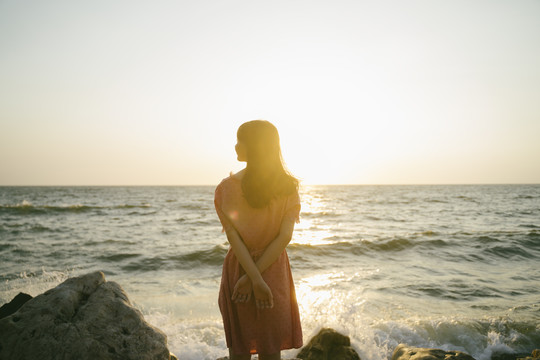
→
(137, 306, 539, 360)
(0, 268, 73, 304)
(143, 312, 227, 360)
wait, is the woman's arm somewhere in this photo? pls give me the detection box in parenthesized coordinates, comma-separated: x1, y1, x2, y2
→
(254, 215, 296, 273)
(224, 227, 274, 309)
(232, 215, 296, 301)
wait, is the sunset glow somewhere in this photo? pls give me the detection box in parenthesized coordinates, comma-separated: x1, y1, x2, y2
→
(1, 1, 539, 185)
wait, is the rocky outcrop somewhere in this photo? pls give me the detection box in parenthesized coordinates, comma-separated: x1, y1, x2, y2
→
(216, 356, 301, 360)
(296, 327, 360, 360)
(392, 344, 475, 360)
(0, 271, 171, 360)
(0, 292, 32, 319)
(492, 353, 535, 360)
(519, 349, 540, 360)
(493, 349, 540, 360)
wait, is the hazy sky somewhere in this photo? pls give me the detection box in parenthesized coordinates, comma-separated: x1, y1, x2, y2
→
(1, 0, 539, 185)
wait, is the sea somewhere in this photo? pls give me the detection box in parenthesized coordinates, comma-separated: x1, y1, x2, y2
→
(0, 185, 539, 360)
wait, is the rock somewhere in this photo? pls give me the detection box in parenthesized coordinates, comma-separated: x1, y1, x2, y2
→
(492, 353, 533, 360)
(296, 327, 360, 360)
(0, 271, 171, 360)
(0, 292, 32, 320)
(517, 349, 540, 360)
(216, 357, 301, 360)
(391, 344, 475, 360)
(489, 349, 540, 360)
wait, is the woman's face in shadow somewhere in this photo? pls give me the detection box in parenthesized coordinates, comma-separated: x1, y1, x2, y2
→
(235, 140, 247, 162)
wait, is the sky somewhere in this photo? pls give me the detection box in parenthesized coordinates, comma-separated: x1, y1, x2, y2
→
(1, 0, 539, 185)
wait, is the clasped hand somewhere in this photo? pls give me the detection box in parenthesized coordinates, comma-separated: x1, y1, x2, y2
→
(232, 274, 274, 309)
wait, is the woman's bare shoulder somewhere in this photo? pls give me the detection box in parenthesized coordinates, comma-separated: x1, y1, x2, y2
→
(231, 169, 245, 181)
(217, 170, 244, 190)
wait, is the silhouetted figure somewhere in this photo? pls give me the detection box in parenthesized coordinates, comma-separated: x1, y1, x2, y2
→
(215, 120, 302, 360)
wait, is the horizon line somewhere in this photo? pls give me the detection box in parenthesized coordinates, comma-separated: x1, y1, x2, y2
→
(1, 182, 539, 187)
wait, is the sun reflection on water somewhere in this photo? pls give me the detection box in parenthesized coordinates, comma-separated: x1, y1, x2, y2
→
(295, 271, 370, 327)
(293, 186, 337, 246)
(292, 219, 335, 246)
(296, 272, 343, 325)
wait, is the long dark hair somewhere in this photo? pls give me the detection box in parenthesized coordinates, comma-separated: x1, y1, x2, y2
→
(237, 120, 298, 208)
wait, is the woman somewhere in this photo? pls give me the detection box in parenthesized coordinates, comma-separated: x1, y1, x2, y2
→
(214, 120, 303, 360)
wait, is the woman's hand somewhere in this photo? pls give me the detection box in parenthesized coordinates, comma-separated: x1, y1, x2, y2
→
(252, 279, 274, 309)
(232, 275, 252, 303)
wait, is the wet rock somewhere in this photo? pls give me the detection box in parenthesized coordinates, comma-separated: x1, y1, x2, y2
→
(0, 271, 171, 360)
(296, 327, 360, 360)
(492, 353, 532, 360)
(0, 292, 32, 320)
(517, 349, 540, 360)
(391, 344, 475, 360)
(216, 357, 300, 360)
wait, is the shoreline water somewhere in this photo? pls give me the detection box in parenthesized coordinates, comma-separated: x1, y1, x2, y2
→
(1, 272, 539, 360)
(2, 272, 538, 360)
(3, 266, 538, 359)
(1, 185, 539, 359)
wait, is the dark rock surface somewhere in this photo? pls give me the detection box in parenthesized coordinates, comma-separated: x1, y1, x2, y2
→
(0, 292, 32, 320)
(216, 355, 301, 360)
(391, 344, 476, 360)
(0, 271, 171, 360)
(521, 349, 540, 360)
(492, 353, 533, 360)
(296, 327, 361, 360)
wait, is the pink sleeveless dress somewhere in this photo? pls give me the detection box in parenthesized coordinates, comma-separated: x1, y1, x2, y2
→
(214, 175, 303, 355)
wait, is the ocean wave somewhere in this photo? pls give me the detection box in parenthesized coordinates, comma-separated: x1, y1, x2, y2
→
(114, 204, 151, 209)
(515, 194, 537, 200)
(145, 308, 540, 360)
(0, 202, 153, 215)
(0, 244, 16, 253)
(0, 202, 96, 214)
(96, 253, 142, 262)
(119, 245, 228, 272)
(180, 203, 209, 211)
(174, 217, 215, 226)
(425, 199, 448, 203)
(301, 211, 343, 219)
(519, 224, 540, 229)
(289, 237, 451, 258)
(475, 235, 501, 244)
(404, 282, 507, 301)
(369, 317, 540, 360)
(521, 232, 540, 254)
(472, 232, 540, 261)
(368, 237, 423, 251)
(289, 231, 540, 266)
(0, 223, 61, 234)
(83, 239, 138, 247)
(127, 210, 158, 216)
(456, 195, 478, 202)
(485, 244, 536, 260)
